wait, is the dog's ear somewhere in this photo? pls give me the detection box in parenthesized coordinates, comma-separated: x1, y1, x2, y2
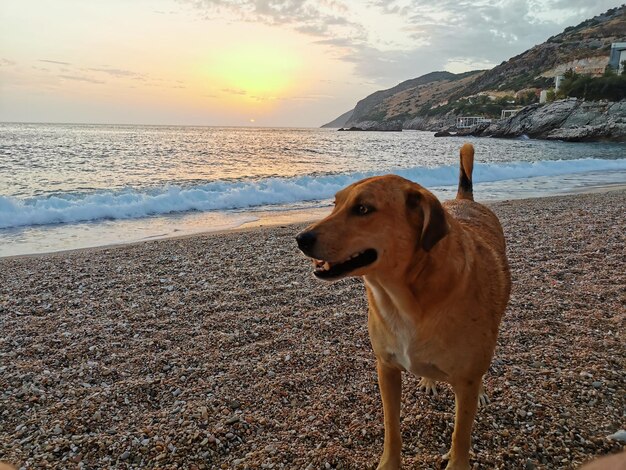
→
(406, 189, 449, 252)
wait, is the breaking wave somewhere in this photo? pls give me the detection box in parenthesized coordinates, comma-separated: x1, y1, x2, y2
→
(1, 157, 625, 229)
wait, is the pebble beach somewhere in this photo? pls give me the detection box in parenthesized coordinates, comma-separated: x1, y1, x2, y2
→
(1, 190, 625, 469)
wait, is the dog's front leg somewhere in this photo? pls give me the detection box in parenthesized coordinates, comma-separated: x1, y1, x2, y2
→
(376, 361, 402, 470)
(445, 379, 481, 470)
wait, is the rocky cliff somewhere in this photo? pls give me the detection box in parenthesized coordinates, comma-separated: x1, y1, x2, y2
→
(477, 99, 626, 142)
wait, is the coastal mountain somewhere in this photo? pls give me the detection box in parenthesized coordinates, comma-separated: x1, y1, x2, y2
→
(321, 109, 354, 128)
(342, 70, 484, 125)
(324, 5, 626, 130)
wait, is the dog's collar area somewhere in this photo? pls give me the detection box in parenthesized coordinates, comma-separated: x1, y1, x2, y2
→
(313, 249, 377, 279)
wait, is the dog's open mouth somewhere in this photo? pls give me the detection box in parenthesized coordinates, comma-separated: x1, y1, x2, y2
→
(312, 249, 378, 279)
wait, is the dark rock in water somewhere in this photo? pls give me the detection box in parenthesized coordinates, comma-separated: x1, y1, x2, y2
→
(339, 120, 403, 131)
(338, 126, 364, 131)
(434, 131, 452, 137)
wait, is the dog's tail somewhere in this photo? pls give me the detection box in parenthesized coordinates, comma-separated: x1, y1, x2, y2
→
(456, 143, 474, 201)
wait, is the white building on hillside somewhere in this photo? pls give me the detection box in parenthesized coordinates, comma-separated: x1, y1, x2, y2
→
(456, 116, 491, 128)
(555, 75, 565, 91)
(609, 42, 626, 73)
(501, 109, 521, 119)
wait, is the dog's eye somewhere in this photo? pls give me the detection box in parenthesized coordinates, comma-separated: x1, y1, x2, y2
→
(355, 204, 373, 216)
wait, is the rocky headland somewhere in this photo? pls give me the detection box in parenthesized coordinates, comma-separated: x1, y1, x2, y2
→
(336, 99, 626, 142)
(338, 120, 403, 132)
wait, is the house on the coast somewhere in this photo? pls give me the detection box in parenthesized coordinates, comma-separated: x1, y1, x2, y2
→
(609, 42, 626, 74)
(501, 109, 520, 119)
(456, 116, 491, 128)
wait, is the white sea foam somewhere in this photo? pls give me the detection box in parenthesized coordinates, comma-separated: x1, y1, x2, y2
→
(1, 158, 625, 229)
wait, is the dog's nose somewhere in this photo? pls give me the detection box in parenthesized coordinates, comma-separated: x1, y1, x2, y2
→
(296, 230, 317, 252)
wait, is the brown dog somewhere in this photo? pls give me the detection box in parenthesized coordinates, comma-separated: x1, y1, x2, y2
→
(296, 143, 510, 469)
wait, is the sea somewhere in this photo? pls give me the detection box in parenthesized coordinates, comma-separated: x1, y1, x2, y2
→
(1, 122, 625, 257)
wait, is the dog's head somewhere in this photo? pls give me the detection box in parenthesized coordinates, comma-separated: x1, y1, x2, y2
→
(296, 175, 448, 281)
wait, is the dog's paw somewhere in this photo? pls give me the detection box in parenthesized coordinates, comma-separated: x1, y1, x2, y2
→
(417, 377, 438, 396)
(376, 456, 401, 470)
(442, 451, 472, 470)
(376, 464, 400, 470)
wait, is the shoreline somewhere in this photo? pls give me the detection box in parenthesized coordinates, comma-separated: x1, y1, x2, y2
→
(2, 183, 626, 260)
(0, 206, 332, 261)
(1, 189, 625, 469)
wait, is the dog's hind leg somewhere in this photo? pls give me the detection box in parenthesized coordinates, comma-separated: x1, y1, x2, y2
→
(445, 378, 481, 470)
(417, 377, 438, 396)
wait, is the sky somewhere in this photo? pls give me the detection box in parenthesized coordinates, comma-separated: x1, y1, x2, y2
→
(0, 0, 622, 127)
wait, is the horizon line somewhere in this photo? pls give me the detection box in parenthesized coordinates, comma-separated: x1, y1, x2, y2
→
(0, 120, 323, 129)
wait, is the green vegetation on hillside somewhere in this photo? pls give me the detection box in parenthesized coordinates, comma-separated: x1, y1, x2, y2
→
(557, 68, 626, 101)
(422, 92, 537, 119)
(497, 74, 552, 93)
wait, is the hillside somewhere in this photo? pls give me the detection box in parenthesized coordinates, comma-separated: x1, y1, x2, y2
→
(459, 5, 626, 97)
(326, 5, 626, 130)
(344, 71, 484, 124)
(321, 109, 354, 128)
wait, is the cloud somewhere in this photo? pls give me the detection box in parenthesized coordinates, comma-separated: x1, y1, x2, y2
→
(87, 66, 147, 81)
(248, 94, 276, 101)
(314, 37, 355, 47)
(221, 87, 247, 95)
(183, 0, 624, 86)
(540, 0, 621, 16)
(88, 67, 137, 77)
(183, 0, 365, 39)
(59, 74, 105, 84)
(0, 58, 16, 67)
(287, 93, 336, 101)
(40, 59, 72, 65)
